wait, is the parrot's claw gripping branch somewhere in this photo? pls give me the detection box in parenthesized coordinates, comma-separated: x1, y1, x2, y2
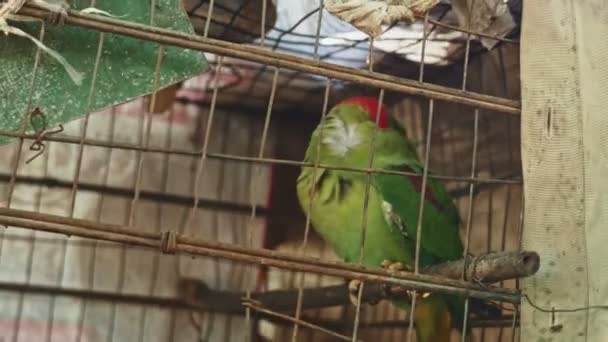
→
(376, 259, 424, 304)
(348, 259, 412, 307)
(381, 259, 412, 273)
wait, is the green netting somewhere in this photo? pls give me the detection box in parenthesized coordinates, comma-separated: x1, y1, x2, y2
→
(0, 0, 208, 144)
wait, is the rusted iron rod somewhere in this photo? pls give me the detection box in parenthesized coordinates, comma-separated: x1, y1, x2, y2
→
(178, 251, 536, 312)
(0, 173, 518, 220)
(0, 281, 186, 309)
(339, 317, 519, 329)
(0, 281, 354, 341)
(0, 281, 515, 331)
(0, 130, 522, 186)
(0, 173, 269, 217)
(17, 3, 520, 115)
(0, 207, 521, 303)
(243, 302, 358, 342)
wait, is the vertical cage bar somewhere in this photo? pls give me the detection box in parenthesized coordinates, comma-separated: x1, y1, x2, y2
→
(107, 5, 164, 336)
(127, 43, 165, 226)
(182, 60, 223, 234)
(260, 0, 267, 47)
(406, 98, 435, 342)
(366, 38, 374, 72)
(12, 141, 51, 342)
(171, 55, 225, 339)
(203, 0, 215, 38)
(482, 115, 495, 341)
(7, 20, 47, 342)
(459, 2, 479, 338)
(351, 89, 386, 342)
(74, 107, 118, 342)
(460, 109, 480, 341)
(44, 30, 106, 342)
(461, 0, 478, 91)
(244, 66, 279, 342)
(223, 117, 257, 341)
(313, 0, 324, 60)
(290, 77, 332, 341)
(137, 95, 180, 342)
(1, 20, 47, 260)
(418, 11, 430, 82)
(510, 305, 519, 342)
(196, 112, 232, 341)
(106, 43, 164, 342)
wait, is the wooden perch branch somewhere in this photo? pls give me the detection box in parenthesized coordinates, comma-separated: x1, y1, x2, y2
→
(424, 250, 540, 284)
(179, 250, 539, 313)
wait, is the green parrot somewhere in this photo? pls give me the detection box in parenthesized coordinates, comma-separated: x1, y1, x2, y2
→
(296, 96, 467, 342)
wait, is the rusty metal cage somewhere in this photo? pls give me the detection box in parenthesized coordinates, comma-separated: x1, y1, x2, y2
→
(0, 0, 525, 341)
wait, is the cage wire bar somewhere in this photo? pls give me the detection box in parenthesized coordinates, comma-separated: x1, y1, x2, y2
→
(119, 17, 166, 342)
(0, 208, 522, 296)
(46, 21, 105, 342)
(290, 75, 333, 341)
(288, 4, 338, 338)
(0, 0, 524, 341)
(6, 16, 48, 342)
(175, 53, 222, 340)
(242, 0, 277, 333)
(459, 3, 479, 341)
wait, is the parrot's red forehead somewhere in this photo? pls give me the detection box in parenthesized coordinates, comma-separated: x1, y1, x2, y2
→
(338, 96, 389, 129)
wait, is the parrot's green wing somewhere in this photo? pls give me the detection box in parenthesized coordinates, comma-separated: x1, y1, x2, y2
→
(372, 162, 463, 266)
(372, 157, 469, 335)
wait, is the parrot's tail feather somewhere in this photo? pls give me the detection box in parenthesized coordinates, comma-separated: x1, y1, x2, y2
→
(413, 294, 453, 342)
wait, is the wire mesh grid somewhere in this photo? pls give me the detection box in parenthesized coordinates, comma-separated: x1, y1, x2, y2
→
(0, 0, 523, 341)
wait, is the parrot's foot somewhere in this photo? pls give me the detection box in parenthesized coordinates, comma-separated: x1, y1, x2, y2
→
(348, 280, 362, 307)
(380, 260, 432, 301)
(381, 260, 412, 272)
